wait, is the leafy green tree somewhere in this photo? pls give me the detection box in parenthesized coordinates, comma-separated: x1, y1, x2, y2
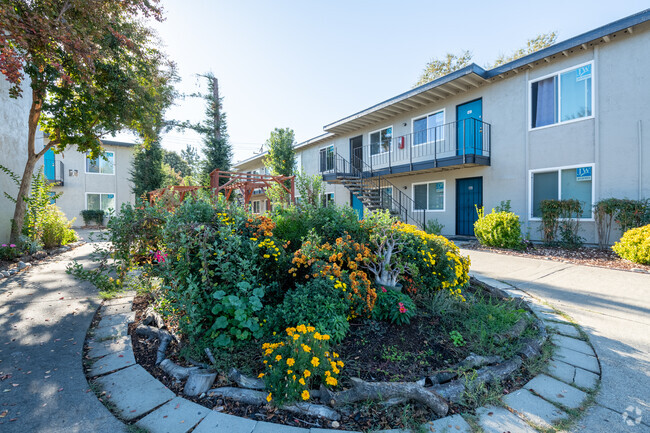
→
(163, 150, 191, 178)
(130, 140, 164, 199)
(414, 50, 473, 87)
(181, 144, 201, 177)
(264, 128, 296, 176)
(414, 32, 557, 87)
(0, 0, 176, 243)
(489, 32, 557, 68)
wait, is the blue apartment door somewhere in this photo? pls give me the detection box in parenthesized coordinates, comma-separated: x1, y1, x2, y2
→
(456, 177, 482, 236)
(351, 193, 364, 220)
(456, 99, 482, 156)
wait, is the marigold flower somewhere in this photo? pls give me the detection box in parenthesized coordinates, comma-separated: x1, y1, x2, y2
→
(311, 357, 320, 367)
(287, 358, 295, 366)
(301, 390, 310, 400)
(326, 376, 338, 386)
(303, 369, 311, 378)
(275, 354, 282, 361)
(258, 373, 264, 378)
(266, 392, 272, 402)
(287, 369, 293, 374)
(299, 377, 306, 385)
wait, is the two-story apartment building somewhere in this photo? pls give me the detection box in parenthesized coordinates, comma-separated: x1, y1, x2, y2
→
(236, 10, 650, 244)
(44, 140, 136, 224)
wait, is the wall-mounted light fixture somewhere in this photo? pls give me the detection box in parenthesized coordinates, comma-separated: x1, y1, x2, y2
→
(68, 169, 79, 177)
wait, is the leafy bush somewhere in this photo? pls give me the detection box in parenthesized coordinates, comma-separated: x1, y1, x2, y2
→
(159, 196, 286, 350)
(266, 278, 350, 343)
(612, 224, 650, 265)
(473, 207, 523, 250)
(614, 199, 650, 233)
(289, 230, 376, 321)
(396, 223, 470, 298)
(262, 325, 343, 405)
(540, 199, 585, 247)
(425, 219, 444, 235)
(594, 198, 619, 249)
(80, 209, 105, 226)
(0, 244, 19, 260)
(372, 286, 416, 325)
(40, 204, 77, 248)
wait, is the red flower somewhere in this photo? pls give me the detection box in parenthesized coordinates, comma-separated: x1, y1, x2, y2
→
(398, 302, 407, 314)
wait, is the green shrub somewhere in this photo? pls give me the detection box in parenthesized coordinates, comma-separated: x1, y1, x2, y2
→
(266, 278, 350, 343)
(594, 198, 619, 249)
(0, 244, 19, 260)
(612, 224, 650, 265)
(80, 209, 105, 226)
(540, 199, 585, 247)
(425, 219, 444, 235)
(159, 196, 285, 350)
(614, 199, 650, 233)
(372, 287, 416, 325)
(473, 207, 523, 250)
(262, 325, 343, 406)
(40, 204, 77, 248)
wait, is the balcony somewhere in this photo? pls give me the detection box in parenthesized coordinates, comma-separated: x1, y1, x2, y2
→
(323, 118, 491, 179)
(44, 158, 64, 186)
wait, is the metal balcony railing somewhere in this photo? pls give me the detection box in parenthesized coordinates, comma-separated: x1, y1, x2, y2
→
(355, 118, 491, 173)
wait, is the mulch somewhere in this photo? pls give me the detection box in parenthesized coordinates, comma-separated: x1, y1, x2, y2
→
(463, 241, 650, 274)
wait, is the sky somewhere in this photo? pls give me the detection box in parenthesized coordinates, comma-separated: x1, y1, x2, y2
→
(136, 1, 649, 164)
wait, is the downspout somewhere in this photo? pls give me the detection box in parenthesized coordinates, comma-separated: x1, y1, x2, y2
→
(524, 70, 530, 239)
(639, 120, 643, 199)
(593, 46, 600, 244)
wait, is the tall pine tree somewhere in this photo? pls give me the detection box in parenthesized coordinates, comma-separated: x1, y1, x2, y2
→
(196, 74, 232, 185)
(130, 140, 164, 199)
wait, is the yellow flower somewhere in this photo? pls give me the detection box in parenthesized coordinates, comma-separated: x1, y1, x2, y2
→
(296, 324, 307, 334)
(292, 374, 296, 381)
(275, 355, 282, 361)
(287, 369, 293, 374)
(266, 392, 272, 402)
(263, 254, 270, 259)
(325, 370, 331, 377)
(303, 369, 311, 378)
(306, 325, 315, 332)
(258, 373, 265, 378)
(287, 358, 295, 366)
(301, 344, 311, 353)
(301, 390, 310, 400)
(293, 334, 300, 341)
(311, 357, 320, 367)
(326, 376, 338, 386)
(313, 332, 322, 340)
(299, 378, 306, 385)
(322, 334, 330, 341)
(337, 360, 344, 367)
(332, 352, 339, 358)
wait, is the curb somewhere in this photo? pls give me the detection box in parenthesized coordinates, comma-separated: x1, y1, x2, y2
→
(83, 277, 602, 433)
(0, 240, 86, 280)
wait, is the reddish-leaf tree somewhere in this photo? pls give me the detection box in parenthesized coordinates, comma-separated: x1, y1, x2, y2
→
(0, 0, 176, 242)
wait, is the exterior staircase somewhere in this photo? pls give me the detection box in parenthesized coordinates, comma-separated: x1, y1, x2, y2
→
(326, 152, 426, 229)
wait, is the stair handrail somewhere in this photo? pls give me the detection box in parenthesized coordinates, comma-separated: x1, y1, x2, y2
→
(334, 151, 426, 229)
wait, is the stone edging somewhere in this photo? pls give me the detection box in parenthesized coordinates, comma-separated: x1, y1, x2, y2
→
(0, 241, 85, 279)
(84, 277, 602, 433)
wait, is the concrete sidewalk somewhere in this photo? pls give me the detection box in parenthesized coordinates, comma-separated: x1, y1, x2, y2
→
(461, 248, 650, 433)
(0, 241, 127, 433)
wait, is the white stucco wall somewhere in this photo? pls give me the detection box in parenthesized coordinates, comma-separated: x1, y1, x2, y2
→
(0, 77, 45, 243)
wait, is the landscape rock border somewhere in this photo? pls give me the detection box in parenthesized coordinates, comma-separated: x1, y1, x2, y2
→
(0, 240, 85, 280)
(84, 276, 602, 433)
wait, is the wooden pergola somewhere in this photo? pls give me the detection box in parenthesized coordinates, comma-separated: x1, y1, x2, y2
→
(148, 185, 203, 206)
(209, 170, 295, 207)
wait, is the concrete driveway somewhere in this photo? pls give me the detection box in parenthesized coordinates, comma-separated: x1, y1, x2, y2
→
(462, 248, 650, 433)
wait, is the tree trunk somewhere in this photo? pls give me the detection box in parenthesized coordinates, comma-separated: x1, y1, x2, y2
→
(10, 88, 44, 244)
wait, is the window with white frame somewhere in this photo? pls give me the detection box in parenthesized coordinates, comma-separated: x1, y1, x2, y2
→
(370, 127, 392, 156)
(252, 200, 261, 214)
(86, 152, 115, 174)
(530, 62, 593, 129)
(86, 193, 116, 213)
(413, 181, 445, 211)
(322, 192, 334, 207)
(530, 165, 593, 218)
(319, 146, 334, 172)
(413, 111, 444, 146)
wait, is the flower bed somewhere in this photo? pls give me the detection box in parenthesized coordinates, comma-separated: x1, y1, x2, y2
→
(77, 193, 545, 431)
